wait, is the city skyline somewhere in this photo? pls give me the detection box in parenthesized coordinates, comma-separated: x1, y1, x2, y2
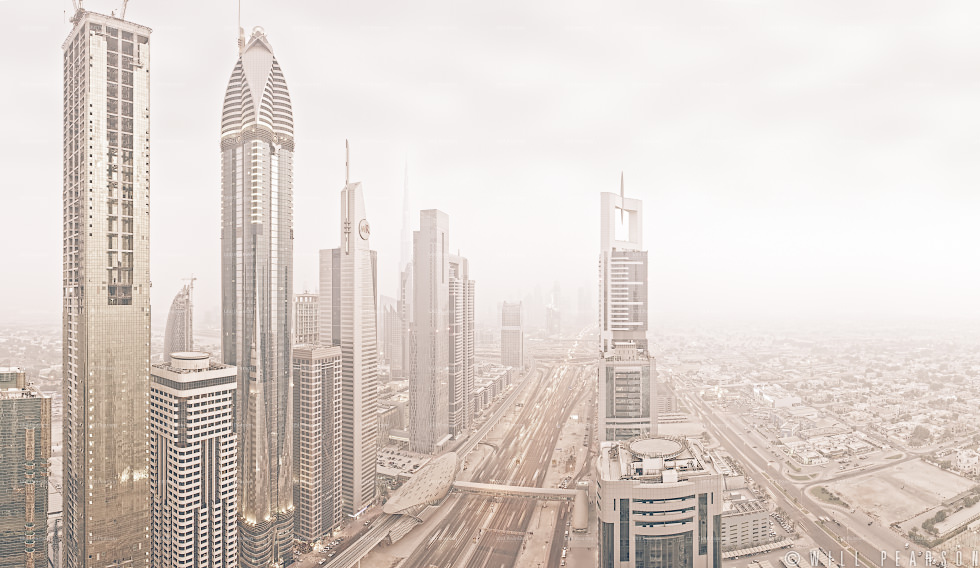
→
(5, 1, 980, 328)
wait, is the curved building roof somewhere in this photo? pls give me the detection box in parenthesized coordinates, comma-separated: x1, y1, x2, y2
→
(220, 28, 294, 146)
(163, 284, 192, 363)
(383, 452, 458, 515)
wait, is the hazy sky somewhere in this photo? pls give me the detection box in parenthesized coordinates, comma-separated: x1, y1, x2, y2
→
(2, 0, 979, 329)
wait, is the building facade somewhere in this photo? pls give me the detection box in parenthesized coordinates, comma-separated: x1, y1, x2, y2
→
(163, 283, 193, 362)
(598, 180, 656, 441)
(596, 437, 723, 568)
(720, 500, 769, 550)
(500, 301, 524, 370)
(409, 210, 451, 454)
(382, 303, 403, 380)
(61, 10, 152, 567)
(220, 27, 295, 568)
(0, 371, 50, 568)
(448, 255, 475, 438)
(149, 353, 238, 568)
(319, 168, 379, 517)
(292, 345, 343, 541)
(294, 292, 318, 345)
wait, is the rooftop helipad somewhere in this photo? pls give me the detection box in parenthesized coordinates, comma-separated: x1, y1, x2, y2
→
(627, 436, 686, 459)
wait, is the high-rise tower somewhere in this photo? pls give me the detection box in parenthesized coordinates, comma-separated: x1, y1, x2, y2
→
(409, 210, 451, 454)
(163, 282, 193, 362)
(61, 9, 152, 568)
(0, 368, 51, 568)
(291, 345, 343, 541)
(500, 301, 524, 369)
(448, 254, 475, 437)
(149, 353, 238, 568)
(319, 144, 379, 516)
(220, 27, 295, 568)
(293, 292, 318, 345)
(598, 175, 656, 441)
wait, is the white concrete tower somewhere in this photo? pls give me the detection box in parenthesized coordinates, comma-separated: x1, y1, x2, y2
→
(150, 353, 238, 568)
(319, 143, 379, 516)
(598, 174, 657, 441)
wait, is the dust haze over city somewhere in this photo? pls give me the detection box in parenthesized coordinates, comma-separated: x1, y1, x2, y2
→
(1, 1, 980, 568)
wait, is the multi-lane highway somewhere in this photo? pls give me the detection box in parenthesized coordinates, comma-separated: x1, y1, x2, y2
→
(402, 344, 594, 568)
(687, 392, 915, 565)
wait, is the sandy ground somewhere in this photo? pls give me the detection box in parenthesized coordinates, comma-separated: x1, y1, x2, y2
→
(827, 459, 974, 525)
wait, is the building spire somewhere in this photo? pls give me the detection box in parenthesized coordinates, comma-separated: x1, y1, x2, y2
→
(345, 139, 350, 186)
(237, 0, 245, 54)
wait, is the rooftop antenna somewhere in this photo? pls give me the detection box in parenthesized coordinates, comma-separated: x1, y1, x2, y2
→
(345, 139, 350, 186)
(119, 0, 128, 20)
(237, 0, 245, 54)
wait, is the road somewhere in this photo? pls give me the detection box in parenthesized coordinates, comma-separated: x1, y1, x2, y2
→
(402, 343, 594, 568)
(688, 392, 914, 565)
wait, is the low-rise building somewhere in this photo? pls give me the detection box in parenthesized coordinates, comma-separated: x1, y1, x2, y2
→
(720, 499, 768, 550)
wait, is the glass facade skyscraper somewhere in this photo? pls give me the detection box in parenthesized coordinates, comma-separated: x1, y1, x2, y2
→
(163, 283, 193, 362)
(0, 372, 50, 568)
(61, 9, 152, 568)
(220, 27, 295, 568)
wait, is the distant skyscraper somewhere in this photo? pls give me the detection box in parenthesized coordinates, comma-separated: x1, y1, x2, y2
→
(163, 282, 194, 362)
(0, 368, 50, 568)
(410, 210, 451, 454)
(61, 9, 151, 568)
(220, 27, 295, 568)
(294, 292, 318, 345)
(319, 147, 379, 516)
(291, 345, 343, 541)
(150, 353, 237, 568)
(448, 254, 475, 437)
(598, 175, 656, 441)
(500, 301, 524, 369)
(396, 265, 413, 380)
(382, 303, 403, 379)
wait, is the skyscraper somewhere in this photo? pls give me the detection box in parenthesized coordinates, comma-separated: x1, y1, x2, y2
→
(163, 282, 193, 362)
(396, 265, 413, 381)
(409, 210, 451, 454)
(500, 301, 524, 370)
(291, 345, 343, 541)
(448, 254, 475, 437)
(149, 353, 238, 568)
(598, 176, 656, 441)
(0, 369, 50, 568)
(382, 303, 403, 379)
(220, 26, 295, 568)
(61, 9, 151, 568)
(319, 147, 379, 516)
(294, 292, 318, 345)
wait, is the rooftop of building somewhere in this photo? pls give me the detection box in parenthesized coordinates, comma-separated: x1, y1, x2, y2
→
(152, 352, 231, 374)
(0, 384, 49, 400)
(723, 499, 767, 515)
(598, 435, 720, 483)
